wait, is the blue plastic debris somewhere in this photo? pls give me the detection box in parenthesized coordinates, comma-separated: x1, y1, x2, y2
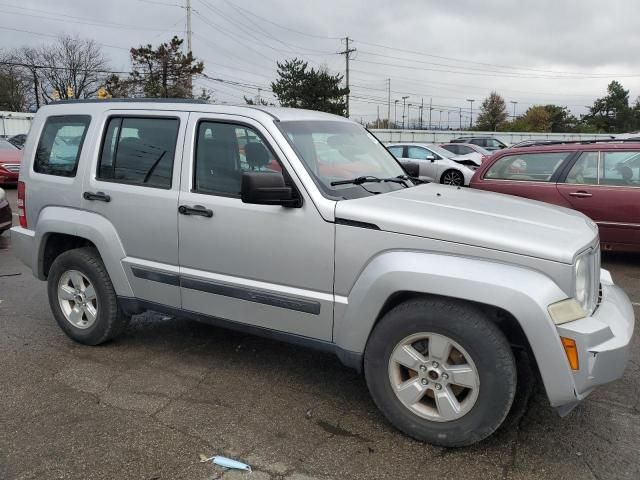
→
(199, 454, 251, 472)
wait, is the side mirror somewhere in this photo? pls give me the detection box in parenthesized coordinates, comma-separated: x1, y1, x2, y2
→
(402, 161, 420, 177)
(241, 172, 301, 207)
(426, 155, 436, 162)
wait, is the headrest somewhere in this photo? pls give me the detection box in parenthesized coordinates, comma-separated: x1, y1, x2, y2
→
(245, 142, 270, 169)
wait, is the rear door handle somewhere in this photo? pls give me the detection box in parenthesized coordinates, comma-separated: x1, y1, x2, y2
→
(83, 191, 111, 202)
(568, 191, 593, 198)
(178, 205, 214, 218)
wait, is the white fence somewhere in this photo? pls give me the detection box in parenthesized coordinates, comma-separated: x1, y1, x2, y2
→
(0, 112, 35, 138)
(370, 129, 613, 144)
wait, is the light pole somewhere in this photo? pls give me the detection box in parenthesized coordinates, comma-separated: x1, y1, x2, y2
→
(467, 99, 475, 129)
(394, 100, 399, 128)
(401, 96, 409, 129)
(447, 111, 451, 130)
(438, 110, 442, 130)
(419, 105, 423, 129)
(510, 100, 518, 119)
(407, 104, 412, 129)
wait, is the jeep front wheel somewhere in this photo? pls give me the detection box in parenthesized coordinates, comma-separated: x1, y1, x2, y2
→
(364, 298, 517, 447)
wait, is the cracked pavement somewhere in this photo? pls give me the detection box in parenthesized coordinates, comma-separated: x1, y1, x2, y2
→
(0, 187, 639, 480)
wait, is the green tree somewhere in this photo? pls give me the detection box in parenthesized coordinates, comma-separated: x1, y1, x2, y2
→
(586, 80, 633, 133)
(475, 91, 508, 131)
(271, 58, 348, 115)
(104, 73, 131, 98)
(0, 53, 29, 111)
(543, 105, 579, 132)
(127, 36, 203, 98)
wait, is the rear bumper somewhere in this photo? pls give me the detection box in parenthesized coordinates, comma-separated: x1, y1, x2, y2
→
(9, 226, 35, 271)
(553, 271, 635, 413)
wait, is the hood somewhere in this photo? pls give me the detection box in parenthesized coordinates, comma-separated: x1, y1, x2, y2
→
(335, 184, 598, 264)
(0, 149, 22, 164)
(451, 153, 482, 167)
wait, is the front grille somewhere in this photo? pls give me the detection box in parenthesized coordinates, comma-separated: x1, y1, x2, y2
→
(2, 164, 20, 173)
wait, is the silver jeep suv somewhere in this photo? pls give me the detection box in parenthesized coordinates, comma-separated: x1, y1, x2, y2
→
(11, 100, 635, 447)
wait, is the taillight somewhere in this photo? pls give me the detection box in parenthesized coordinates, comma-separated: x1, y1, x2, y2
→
(17, 181, 27, 228)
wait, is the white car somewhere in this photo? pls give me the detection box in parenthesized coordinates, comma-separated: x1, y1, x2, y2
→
(387, 143, 477, 186)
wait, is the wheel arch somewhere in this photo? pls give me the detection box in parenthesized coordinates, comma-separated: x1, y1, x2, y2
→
(333, 251, 578, 406)
(34, 206, 133, 297)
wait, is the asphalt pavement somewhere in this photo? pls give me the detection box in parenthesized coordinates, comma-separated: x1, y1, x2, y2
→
(0, 186, 638, 480)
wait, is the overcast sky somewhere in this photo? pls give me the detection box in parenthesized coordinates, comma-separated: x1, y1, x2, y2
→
(2, 0, 640, 126)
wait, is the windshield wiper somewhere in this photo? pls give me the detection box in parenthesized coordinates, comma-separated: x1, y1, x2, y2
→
(331, 176, 409, 187)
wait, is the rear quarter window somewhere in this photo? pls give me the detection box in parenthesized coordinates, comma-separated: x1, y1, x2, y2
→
(34, 115, 91, 177)
(484, 152, 572, 182)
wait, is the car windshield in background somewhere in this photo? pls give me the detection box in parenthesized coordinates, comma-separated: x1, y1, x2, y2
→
(278, 120, 409, 199)
(428, 144, 458, 158)
(0, 140, 18, 151)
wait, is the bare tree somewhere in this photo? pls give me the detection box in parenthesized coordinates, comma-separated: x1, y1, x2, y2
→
(0, 50, 30, 111)
(38, 35, 109, 102)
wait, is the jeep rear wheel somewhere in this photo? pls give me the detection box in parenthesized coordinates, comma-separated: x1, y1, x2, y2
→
(47, 247, 129, 345)
(364, 298, 516, 447)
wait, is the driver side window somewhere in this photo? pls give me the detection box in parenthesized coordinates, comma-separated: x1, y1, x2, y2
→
(408, 146, 437, 160)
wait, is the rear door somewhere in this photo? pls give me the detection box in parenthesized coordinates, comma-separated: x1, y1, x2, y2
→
(557, 150, 640, 247)
(82, 110, 189, 308)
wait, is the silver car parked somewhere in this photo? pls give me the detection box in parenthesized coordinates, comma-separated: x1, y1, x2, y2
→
(11, 100, 634, 447)
(387, 142, 477, 186)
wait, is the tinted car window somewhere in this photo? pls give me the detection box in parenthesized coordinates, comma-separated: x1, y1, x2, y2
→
(565, 152, 598, 185)
(387, 146, 404, 158)
(600, 151, 640, 186)
(195, 122, 278, 197)
(442, 144, 459, 155)
(98, 117, 179, 188)
(34, 115, 90, 177)
(484, 152, 571, 182)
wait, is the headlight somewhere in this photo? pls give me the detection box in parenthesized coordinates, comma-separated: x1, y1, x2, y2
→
(574, 255, 589, 311)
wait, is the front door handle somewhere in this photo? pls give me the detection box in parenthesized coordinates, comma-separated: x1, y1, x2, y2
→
(179, 205, 214, 218)
(83, 191, 111, 202)
(568, 191, 593, 198)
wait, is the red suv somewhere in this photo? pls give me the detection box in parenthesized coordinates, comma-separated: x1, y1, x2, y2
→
(0, 139, 22, 185)
(470, 140, 640, 252)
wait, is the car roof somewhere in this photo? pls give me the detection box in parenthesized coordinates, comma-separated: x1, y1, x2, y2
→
(501, 141, 640, 154)
(37, 100, 351, 123)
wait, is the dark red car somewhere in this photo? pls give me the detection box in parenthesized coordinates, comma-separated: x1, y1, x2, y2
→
(470, 141, 640, 252)
(0, 139, 22, 185)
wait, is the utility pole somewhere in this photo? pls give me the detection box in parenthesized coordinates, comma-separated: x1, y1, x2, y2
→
(339, 37, 356, 118)
(420, 98, 424, 129)
(387, 78, 391, 127)
(394, 100, 398, 127)
(467, 99, 475, 129)
(459, 108, 462, 130)
(510, 100, 518, 119)
(428, 98, 433, 129)
(407, 104, 413, 129)
(376, 105, 380, 126)
(186, 0, 193, 95)
(401, 96, 409, 129)
(447, 111, 451, 130)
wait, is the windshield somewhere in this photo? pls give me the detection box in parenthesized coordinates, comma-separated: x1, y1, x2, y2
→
(426, 144, 458, 158)
(278, 120, 409, 199)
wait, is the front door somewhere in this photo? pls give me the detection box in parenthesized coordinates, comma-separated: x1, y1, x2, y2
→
(177, 114, 335, 340)
(557, 150, 640, 248)
(82, 110, 188, 307)
(404, 145, 440, 181)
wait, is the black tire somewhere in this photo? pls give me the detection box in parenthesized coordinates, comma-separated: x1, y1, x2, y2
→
(47, 247, 129, 345)
(440, 169, 465, 186)
(364, 298, 516, 447)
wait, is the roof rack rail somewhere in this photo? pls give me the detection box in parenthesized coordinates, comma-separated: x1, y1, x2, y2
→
(51, 98, 209, 104)
(515, 138, 640, 148)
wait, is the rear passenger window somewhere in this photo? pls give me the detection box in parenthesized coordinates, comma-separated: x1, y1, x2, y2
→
(194, 122, 278, 197)
(484, 152, 571, 182)
(34, 115, 90, 177)
(565, 152, 599, 185)
(600, 151, 640, 186)
(98, 117, 179, 189)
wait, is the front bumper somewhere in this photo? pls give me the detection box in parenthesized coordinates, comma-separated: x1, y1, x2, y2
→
(554, 270, 635, 413)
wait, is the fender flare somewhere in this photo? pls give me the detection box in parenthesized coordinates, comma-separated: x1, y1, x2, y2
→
(34, 206, 133, 297)
(334, 251, 578, 406)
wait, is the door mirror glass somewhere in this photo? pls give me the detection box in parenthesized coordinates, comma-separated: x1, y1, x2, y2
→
(241, 172, 301, 207)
